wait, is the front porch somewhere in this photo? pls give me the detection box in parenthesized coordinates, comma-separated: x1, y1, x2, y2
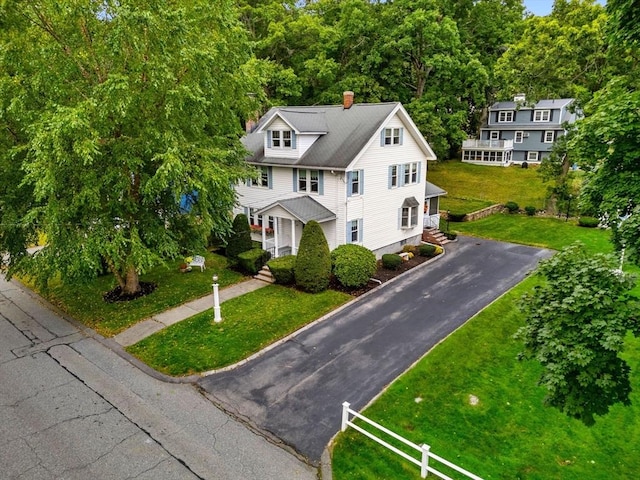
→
(254, 195, 337, 258)
(461, 139, 513, 167)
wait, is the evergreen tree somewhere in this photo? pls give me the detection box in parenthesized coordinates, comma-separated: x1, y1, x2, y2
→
(226, 214, 253, 259)
(294, 221, 331, 293)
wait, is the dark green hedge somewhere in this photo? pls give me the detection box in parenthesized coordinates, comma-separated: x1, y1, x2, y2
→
(578, 216, 600, 228)
(267, 255, 296, 284)
(419, 244, 437, 257)
(382, 253, 402, 270)
(237, 248, 271, 275)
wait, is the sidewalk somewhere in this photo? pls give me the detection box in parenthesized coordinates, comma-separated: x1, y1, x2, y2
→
(113, 278, 269, 347)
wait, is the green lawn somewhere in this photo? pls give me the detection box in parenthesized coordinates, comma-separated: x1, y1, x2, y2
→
(126, 285, 351, 375)
(332, 277, 640, 479)
(428, 160, 552, 212)
(34, 252, 244, 337)
(447, 213, 614, 252)
(332, 215, 640, 479)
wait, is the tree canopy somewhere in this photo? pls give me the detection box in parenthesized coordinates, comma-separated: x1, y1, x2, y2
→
(517, 243, 640, 425)
(0, 0, 260, 295)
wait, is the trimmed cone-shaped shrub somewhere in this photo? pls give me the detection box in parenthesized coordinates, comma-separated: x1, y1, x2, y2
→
(267, 255, 296, 285)
(226, 213, 253, 259)
(295, 221, 331, 293)
(331, 244, 377, 289)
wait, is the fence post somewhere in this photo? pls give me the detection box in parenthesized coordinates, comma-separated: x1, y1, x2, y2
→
(341, 402, 351, 432)
(420, 444, 431, 478)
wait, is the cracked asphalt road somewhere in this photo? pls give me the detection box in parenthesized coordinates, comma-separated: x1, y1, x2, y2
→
(0, 276, 316, 479)
(199, 236, 553, 464)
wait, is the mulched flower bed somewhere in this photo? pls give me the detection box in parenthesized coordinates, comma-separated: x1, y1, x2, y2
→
(330, 254, 434, 297)
(103, 281, 157, 303)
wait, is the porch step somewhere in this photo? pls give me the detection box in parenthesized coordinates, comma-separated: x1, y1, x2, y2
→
(254, 265, 276, 284)
(422, 227, 451, 246)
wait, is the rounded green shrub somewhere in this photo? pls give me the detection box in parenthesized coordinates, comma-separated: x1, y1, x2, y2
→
(294, 221, 331, 293)
(226, 214, 253, 259)
(524, 206, 536, 216)
(331, 244, 377, 289)
(267, 255, 296, 285)
(448, 212, 467, 222)
(444, 231, 457, 241)
(504, 201, 519, 213)
(382, 253, 402, 270)
(578, 216, 600, 228)
(419, 244, 437, 257)
(237, 248, 271, 275)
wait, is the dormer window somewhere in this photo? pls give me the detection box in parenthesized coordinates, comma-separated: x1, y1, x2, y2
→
(269, 130, 295, 149)
(533, 110, 550, 122)
(498, 111, 514, 122)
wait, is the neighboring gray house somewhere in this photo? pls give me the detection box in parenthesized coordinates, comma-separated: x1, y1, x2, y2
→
(461, 94, 579, 166)
(234, 92, 443, 258)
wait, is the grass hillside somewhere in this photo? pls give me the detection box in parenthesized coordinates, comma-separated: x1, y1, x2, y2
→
(427, 160, 552, 212)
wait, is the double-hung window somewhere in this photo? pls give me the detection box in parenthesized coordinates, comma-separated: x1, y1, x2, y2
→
(389, 165, 398, 188)
(347, 219, 363, 243)
(527, 151, 539, 162)
(543, 131, 555, 143)
(348, 170, 362, 196)
(533, 110, 550, 122)
(297, 169, 320, 193)
(382, 127, 403, 146)
(251, 166, 271, 188)
(269, 130, 295, 149)
(403, 162, 418, 185)
(514, 131, 524, 143)
(498, 111, 514, 122)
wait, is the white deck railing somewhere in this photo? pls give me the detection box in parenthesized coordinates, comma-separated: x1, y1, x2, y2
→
(462, 139, 513, 150)
(341, 402, 483, 480)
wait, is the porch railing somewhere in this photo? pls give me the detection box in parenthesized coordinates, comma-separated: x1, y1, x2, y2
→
(462, 139, 513, 150)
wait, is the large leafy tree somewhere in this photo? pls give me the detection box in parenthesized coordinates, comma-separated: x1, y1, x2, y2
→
(495, 0, 611, 103)
(516, 243, 640, 425)
(0, 1, 259, 295)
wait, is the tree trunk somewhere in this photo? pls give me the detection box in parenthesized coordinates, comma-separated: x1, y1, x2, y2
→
(122, 265, 140, 295)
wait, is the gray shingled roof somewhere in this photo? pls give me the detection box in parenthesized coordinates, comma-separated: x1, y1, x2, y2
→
(256, 196, 336, 224)
(425, 181, 447, 198)
(490, 98, 574, 110)
(242, 103, 400, 170)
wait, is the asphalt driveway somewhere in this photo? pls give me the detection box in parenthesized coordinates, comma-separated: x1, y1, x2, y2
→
(198, 236, 553, 464)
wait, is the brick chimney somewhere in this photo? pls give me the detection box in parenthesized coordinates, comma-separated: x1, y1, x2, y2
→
(343, 91, 354, 109)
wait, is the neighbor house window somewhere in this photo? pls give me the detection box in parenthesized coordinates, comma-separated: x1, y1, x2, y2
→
(533, 110, 550, 122)
(383, 127, 403, 146)
(498, 111, 514, 122)
(490, 131, 500, 140)
(527, 151, 539, 162)
(544, 131, 555, 143)
(514, 131, 524, 143)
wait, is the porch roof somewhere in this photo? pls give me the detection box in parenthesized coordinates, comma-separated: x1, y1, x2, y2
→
(256, 195, 337, 224)
(425, 181, 447, 198)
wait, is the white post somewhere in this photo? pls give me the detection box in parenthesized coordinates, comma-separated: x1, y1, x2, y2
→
(291, 219, 297, 255)
(420, 444, 431, 478)
(212, 275, 222, 323)
(261, 219, 266, 251)
(341, 402, 351, 432)
(274, 217, 279, 257)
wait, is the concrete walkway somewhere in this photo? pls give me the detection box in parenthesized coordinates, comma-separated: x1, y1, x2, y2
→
(114, 278, 269, 347)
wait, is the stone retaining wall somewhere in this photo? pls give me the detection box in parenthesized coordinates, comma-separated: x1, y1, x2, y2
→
(440, 204, 503, 222)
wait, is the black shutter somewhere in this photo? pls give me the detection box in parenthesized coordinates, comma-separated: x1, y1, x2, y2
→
(541, 132, 545, 142)
(549, 110, 554, 122)
(531, 110, 535, 121)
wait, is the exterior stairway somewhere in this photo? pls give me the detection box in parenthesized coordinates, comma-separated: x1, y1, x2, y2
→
(422, 227, 451, 246)
(254, 264, 276, 284)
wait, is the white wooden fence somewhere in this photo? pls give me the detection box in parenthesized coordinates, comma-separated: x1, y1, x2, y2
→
(341, 402, 483, 480)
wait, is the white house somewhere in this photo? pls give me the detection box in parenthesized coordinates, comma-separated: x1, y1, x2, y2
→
(234, 92, 439, 258)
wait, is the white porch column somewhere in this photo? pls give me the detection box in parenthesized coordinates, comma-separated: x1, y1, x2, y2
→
(291, 219, 297, 255)
(261, 219, 266, 250)
(274, 217, 279, 257)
